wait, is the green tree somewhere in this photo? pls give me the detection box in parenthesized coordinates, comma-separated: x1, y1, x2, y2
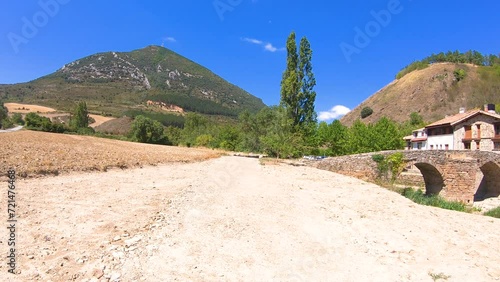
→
(372, 117, 404, 151)
(260, 106, 303, 158)
(346, 120, 372, 154)
(298, 36, 317, 127)
(0, 102, 8, 128)
(70, 101, 89, 129)
(130, 115, 167, 144)
(280, 31, 317, 129)
(10, 113, 24, 125)
(182, 113, 209, 146)
(361, 107, 373, 119)
(328, 120, 349, 156)
(409, 112, 424, 126)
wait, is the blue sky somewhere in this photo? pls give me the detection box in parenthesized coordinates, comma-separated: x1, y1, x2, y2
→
(1, 0, 499, 121)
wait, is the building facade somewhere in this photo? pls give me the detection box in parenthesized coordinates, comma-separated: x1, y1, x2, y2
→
(405, 105, 500, 151)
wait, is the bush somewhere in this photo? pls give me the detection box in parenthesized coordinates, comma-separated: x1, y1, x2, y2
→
(10, 113, 24, 125)
(484, 206, 500, 219)
(130, 115, 168, 144)
(25, 112, 69, 133)
(453, 68, 466, 81)
(361, 107, 373, 119)
(1, 118, 14, 129)
(77, 127, 96, 135)
(195, 134, 214, 147)
(402, 188, 467, 212)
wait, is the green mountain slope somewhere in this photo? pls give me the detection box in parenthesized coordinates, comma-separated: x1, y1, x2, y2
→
(0, 46, 266, 118)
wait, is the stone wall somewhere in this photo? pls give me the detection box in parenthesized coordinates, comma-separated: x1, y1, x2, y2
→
(312, 150, 500, 204)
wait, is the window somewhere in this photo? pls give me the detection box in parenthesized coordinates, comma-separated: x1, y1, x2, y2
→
(464, 125, 472, 139)
(476, 141, 480, 150)
(430, 145, 434, 150)
(494, 142, 500, 151)
(464, 142, 471, 150)
(445, 144, 449, 150)
(417, 142, 422, 150)
(495, 124, 500, 136)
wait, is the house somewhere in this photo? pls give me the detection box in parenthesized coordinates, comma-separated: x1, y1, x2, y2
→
(405, 104, 500, 151)
(404, 128, 428, 150)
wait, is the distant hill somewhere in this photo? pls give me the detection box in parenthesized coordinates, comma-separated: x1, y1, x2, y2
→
(341, 62, 500, 126)
(0, 46, 266, 121)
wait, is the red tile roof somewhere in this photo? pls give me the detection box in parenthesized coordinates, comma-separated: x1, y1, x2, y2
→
(426, 110, 500, 128)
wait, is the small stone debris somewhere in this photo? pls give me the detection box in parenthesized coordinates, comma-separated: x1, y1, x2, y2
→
(110, 272, 121, 282)
(113, 235, 121, 242)
(124, 235, 143, 247)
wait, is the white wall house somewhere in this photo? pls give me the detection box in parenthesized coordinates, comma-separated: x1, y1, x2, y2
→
(404, 128, 428, 150)
(404, 104, 500, 151)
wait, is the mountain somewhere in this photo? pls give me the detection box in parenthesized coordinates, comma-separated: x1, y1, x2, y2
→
(0, 46, 266, 118)
(341, 62, 500, 126)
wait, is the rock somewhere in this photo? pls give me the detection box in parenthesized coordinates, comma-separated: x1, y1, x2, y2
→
(92, 268, 104, 279)
(112, 251, 125, 259)
(124, 235, 143, 247)
(113, 236, 121, 242)
(110, 272, 121, 282)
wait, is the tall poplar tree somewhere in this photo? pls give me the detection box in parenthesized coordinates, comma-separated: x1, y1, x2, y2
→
(280, 31, 317, 129)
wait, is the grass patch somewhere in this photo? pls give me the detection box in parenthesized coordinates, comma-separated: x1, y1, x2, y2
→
(484, 206, 500, 219)
(402, 188, 467, 212)
(428, 271, 451, 281)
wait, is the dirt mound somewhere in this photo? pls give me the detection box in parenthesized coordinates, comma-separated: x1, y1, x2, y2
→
(95, 117, 133, 136)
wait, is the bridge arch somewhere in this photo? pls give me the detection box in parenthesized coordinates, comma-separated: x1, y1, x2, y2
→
(474, 161, 500, 201)
(414, 162, 445, 195)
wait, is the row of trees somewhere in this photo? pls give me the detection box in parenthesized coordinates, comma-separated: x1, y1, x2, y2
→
(157, 109, 417, 158)
(397, 50, 500, 79)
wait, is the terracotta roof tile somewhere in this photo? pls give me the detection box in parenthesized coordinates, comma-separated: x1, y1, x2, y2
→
(426, 110, 500, 128)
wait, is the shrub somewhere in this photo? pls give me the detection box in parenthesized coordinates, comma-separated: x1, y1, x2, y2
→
(402, 188, 467, 212)
(130, 115, 168, 144)
(77, 127, 96, 135)
(361, 107, 373, 119)
(10, 113, 24, 125)
(484, 206, 500, 219)
(195, 134, 214, 147)
(453, 68, 466, 81)
(1, 117, 14, 129)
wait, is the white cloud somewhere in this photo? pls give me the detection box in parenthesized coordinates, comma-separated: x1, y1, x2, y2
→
(242, 37, 284, 53)
(318, 105, 351, 121)
(242, 37, 263, 45)
(264, 43, 277, 52)
(164, 37, 176, 43)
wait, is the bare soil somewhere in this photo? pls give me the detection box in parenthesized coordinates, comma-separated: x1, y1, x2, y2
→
(4, 103, 57, 114)
(89, 115, 115, 128)
(0, 131, 221, 179)
(0, 152, 499, 281)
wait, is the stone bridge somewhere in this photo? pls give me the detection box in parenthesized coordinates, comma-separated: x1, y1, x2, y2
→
(312, 150, 500, 204)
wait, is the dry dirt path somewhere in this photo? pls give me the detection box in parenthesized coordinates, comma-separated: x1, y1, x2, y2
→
(1, 157, 499, 281)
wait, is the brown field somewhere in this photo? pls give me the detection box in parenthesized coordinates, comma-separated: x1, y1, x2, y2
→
(4, 103, 57, 113)
(0, 130, 221, 179)
(89, 114, 116, 128)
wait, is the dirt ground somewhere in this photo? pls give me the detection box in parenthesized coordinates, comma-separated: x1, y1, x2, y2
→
(89, 115, 116, 128)
(4, 103, 57, 114)
(0, 131, 221, 179)
(4, 103, 116, 128)
(1, 155, 499, 281)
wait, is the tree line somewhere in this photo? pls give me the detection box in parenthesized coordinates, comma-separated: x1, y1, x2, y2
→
(397, 50, 500, 79)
